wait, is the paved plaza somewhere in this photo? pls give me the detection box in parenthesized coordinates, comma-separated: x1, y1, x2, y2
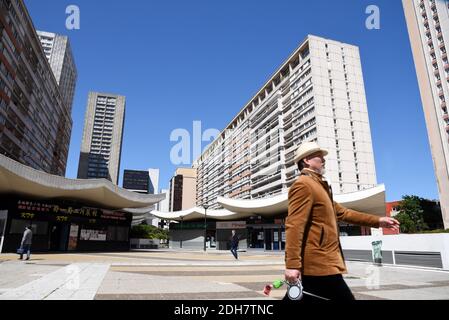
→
(0, 249, 448, 300)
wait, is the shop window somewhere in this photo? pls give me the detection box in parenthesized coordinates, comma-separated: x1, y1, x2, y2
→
(107, 226, 129, 242)
(9, 219, 48, 235)
(80, 228, 107, 241)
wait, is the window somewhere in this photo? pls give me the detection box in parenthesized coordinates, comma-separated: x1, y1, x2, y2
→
(9, 219, 48, 235)
(107, 226, 129, 242)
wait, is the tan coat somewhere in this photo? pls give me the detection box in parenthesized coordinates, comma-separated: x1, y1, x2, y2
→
(285, 169, 380, 276)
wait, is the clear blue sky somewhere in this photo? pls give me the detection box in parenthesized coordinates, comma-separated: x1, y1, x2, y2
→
(25, 0, 439, 202)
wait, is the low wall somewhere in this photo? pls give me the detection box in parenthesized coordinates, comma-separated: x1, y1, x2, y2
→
(130, 238, 159, 249)
(340, 233, 449, 270)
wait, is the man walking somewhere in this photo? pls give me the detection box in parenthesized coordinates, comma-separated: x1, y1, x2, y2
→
(230, 230, 239, 260)
(19, 225, 33, 261)
(284, 142, 400, 301)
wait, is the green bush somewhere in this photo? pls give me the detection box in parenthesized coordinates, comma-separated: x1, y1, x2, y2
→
(130, 225, 169, 240)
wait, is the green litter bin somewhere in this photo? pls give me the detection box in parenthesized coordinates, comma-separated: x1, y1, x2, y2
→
(371, 240, 382, 265)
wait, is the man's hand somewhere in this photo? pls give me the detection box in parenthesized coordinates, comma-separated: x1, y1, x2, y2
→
(379, 217, 400, 231)
(285, 269, 301, 284)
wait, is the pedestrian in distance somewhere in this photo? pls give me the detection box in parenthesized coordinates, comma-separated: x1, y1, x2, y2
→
(284, 141, 400, 301)
(230, 230, 239, 260)
(19, 225, 33, 261)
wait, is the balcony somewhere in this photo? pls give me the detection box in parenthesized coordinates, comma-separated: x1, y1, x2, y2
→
(439, 90, 444, 97)
(445, 64, 449, 71)
(443, 53, 447, 59)
(443, 113, 449, 121)
(434, 69, 440, 75)
(428, 38, 433, 45)
(442, 101, 447, 108)
(446, 125, 449, 133)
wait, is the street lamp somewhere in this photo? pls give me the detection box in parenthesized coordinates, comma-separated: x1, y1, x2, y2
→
(203, 204, 209, 252)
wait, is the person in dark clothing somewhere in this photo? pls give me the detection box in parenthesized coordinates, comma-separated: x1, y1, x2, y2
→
(19, 225, 33, 260)
(230, 230, 239, 260)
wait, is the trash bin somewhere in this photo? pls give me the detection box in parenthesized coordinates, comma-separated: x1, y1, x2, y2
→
(371, 240, 382, 265)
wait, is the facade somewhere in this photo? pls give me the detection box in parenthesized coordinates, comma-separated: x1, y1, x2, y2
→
(169, 168, 197, 212)
(123, 170, 150, 194)
(0, 154, 164, 253)
(36, 31, 77, 112)
(77, 92, 126, 185)
(194, 35, 377, 209)
(0, 0, 72, 176)
(148, 168, 159, 195)
(402, 0, 449, 229)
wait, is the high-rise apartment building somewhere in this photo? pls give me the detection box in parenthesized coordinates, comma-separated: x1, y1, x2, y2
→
(0, 0, 72, 176)
(169, 168, 197, 212)
(402, 0, 449, 228)
(36, 31, 77, 112)
(77, 92, 125, 185)
(194, 35, 377, 209)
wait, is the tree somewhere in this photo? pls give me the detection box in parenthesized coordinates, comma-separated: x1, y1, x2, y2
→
(130, 224, 169, 240)
(396, 195, 428, 233)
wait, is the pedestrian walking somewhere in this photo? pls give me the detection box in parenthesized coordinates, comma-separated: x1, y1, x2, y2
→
(230, 230, 239, 260)
(284, 142, 400, 301)
(19, 225, 33, 260)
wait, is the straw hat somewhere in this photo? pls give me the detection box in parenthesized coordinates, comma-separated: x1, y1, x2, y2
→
(293, 141, 328, 164)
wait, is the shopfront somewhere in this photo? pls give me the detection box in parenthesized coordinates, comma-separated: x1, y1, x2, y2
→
(0, 154, 165, 253)
(0, 198, 132, 253)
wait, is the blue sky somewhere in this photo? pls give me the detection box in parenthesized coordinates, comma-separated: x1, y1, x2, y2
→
(25, 0, 439, 201)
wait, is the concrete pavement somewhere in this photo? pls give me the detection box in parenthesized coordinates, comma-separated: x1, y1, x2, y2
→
(0, 249, 448, 300)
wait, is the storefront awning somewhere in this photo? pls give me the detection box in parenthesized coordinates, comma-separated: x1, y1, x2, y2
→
(0, 154, 165, 210)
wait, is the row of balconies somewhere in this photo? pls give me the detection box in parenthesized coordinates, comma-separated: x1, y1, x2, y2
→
(229, 169, 251, 183)
(283, 96, 314, 127)
(284, 119, 316, 146)
(250, 102, 280, 130)
(230, 176, 251, 192)
(228, 184, 251, 198)
(251, 171, 282, 189)
(251, 178, 283, 196)
(250, 141, 281, 164)
(284, 109, 316, 137)
(250, 122, 280, 146)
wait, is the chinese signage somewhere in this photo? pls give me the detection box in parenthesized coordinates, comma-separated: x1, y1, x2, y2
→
(16, 200, 130, 223)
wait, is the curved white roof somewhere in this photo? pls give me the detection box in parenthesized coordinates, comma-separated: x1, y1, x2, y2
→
(0, 154, 165, 209)
(151, 184, 386, 221)
(151, 206, 255, 222)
